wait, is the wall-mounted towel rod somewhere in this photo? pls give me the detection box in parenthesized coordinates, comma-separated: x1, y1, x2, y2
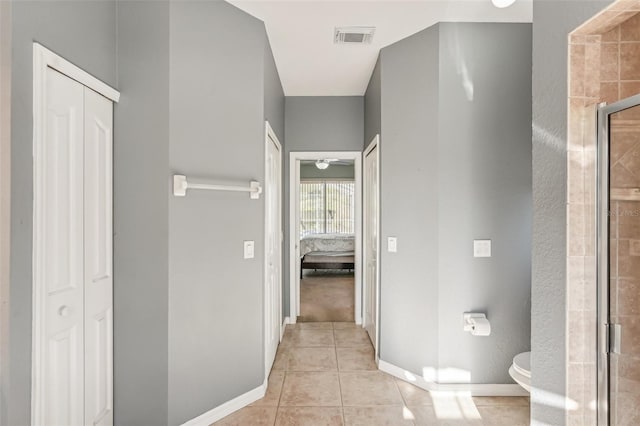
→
(173, 175, 262, 199)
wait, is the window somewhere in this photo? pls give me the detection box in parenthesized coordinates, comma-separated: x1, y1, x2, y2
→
(300, 180, 355, 237)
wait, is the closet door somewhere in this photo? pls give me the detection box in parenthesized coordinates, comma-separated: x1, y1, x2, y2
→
(40, 68, 85, 426)
(264, 127, 282, 374)
(34, 45, 117, 426)
(83, 88, 113, 426)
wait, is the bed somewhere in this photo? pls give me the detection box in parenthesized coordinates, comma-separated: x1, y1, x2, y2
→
(299, 234, 355, 277)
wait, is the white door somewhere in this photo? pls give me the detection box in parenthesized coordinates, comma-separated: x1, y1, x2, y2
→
(40, 67, 86, 426)
(83, 88, 114, 426)
(265, 124, 282, 374)
(35, 67, 113, 426)
(363, 138, 379, 350)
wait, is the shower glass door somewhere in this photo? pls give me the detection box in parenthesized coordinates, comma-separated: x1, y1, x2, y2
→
(598, 94, 640, 425)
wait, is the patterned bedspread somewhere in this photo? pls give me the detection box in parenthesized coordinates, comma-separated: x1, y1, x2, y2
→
(299, 234, 355, 256)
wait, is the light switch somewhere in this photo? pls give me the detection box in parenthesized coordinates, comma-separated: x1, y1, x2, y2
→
(388, 237, 397, 253)
(473, 239, 491, 258)
(244, 240, 255, 259)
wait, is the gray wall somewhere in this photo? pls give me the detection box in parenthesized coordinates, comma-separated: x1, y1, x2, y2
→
(168, 2, 282, 424)
(4, 2, 285, 425)
(285, 97, 364, 153)
(8, 2, 117, 424)
(264, 35, 285, 141)
(372, 23, 532, 384)
(114, 2, 170, 425)
(0, 4, 11, 425)
(378, 25, 441, 375)
(437, 23, 531, 383)
(300, 164, 355, 180)
(531, 1, 611, 424)
(283, 96, 364, 317)
(364, 57, 381, 148)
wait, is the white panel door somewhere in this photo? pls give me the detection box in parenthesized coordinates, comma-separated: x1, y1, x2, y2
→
(36, 67, 114, 426)
(42, 68, 85, 426)
(363, 142, 379, 349)
(83, 88, 113, 426)
(265, 129, 282, 373)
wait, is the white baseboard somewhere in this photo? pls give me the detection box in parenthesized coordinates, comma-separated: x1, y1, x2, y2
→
(180, 382, 266, 426)
(378, 359, 529, 397)
(281, 316, 291, 341)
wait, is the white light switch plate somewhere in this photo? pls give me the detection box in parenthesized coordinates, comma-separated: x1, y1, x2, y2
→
(388, 237, 397, 253)
(473, 240, 491, 257)
(244, 240, 255, 259)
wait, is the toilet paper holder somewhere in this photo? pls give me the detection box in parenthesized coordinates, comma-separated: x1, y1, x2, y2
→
(463, 312, 491, 336)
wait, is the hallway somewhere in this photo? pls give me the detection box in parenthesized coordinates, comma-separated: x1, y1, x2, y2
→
(213, 322, 530, 425)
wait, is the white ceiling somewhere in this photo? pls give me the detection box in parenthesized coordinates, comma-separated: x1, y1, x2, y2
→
(227, 0, 533, 96)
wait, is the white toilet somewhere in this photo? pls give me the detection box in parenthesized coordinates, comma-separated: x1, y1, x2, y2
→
(509, 351, 531, 392)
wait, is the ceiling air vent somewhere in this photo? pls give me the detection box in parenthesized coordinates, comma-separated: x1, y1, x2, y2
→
(334, 26, 376, 44)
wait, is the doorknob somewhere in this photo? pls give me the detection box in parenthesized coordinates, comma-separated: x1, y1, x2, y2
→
(58, 305, 70, 317)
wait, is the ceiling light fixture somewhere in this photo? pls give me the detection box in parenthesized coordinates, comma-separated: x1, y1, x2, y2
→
(491, 0, 516, 8)
(315, 160, 330, 170)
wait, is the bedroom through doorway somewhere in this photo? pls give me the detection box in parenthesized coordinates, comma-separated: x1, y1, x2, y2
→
(289, 152, 362, 324)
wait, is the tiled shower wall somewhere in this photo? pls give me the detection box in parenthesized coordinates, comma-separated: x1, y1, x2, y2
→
(568, 2, 640, 424)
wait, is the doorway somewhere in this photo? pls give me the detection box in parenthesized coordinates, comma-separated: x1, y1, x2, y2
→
(289, 152, 362, 324)
(32, 44, 119, 426)
(597, 94, 640, 425)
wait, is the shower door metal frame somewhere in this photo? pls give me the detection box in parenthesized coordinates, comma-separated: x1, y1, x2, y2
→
(596, 93, 640, 426)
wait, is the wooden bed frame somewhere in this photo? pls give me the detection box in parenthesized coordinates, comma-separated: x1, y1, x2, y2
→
(300, 251, 355, 278)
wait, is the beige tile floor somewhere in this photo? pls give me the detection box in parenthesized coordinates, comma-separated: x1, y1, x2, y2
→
(213, 322, 530, 426)
(299, 272, 354, 322)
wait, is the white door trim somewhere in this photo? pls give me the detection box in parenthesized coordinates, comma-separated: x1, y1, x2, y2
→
(264, 121, 282, 382)
(33, 43, 120, 103)
(32, 43, 119, 425)
(363, 135, 380, 359)
(288, 151, 363, 324)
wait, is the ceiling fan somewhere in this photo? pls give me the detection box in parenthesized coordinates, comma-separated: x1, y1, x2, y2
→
(315, 159, 339, 170)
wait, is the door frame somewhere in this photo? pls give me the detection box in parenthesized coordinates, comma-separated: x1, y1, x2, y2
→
(596, 93, 640, 426)
(264, 121, 282, 381)
(362, 135, 380, 359)
(289, 151, 362, 324)
(31, 43, 119, 424)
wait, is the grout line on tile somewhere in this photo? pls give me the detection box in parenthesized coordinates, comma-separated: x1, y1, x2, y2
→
(393, 377, 410, 409)
(334, 334, 346, 423)
(276, 369, 286, 409)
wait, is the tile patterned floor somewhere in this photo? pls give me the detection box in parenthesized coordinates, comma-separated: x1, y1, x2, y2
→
(213, 322, 530, 425)
(299, 272, 354, 322)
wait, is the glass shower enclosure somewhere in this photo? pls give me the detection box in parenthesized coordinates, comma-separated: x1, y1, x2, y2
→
(598, 93, 640, 425)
